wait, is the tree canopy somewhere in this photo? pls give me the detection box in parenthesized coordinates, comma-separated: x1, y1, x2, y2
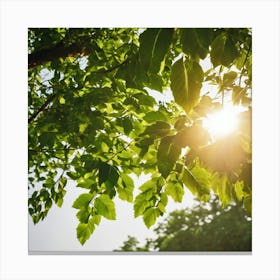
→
(116, 197, 252, 252)
(28, 28, 252, 245)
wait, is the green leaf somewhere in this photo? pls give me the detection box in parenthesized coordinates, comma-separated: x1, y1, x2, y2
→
(143, 207, 159, 228)
(223, 71, 237, 87)
(139, 28, 160, 71)
(181, 28, 208, 59)
(170, 57, 189, 112)
(77, 178, 95, 189)
(143, 111, 168, 123)
(56, 198, 63, 207)
(117, 173, 134, 202)
(143, 121, 171, 137)
(94, 194, 116, 220)
(150, 28, 174, 73)
(89, 214, 101, 226)
(211, 173, 232, 207)
(121, 173, 135, 190)
(117, 186, 133, 202)
(165, 182, 184, 202)
(98, 162, 119, 187)
(234, 181, 244, 201)
(211, 33, 238, 67)
(59, 97, 65, 104)
(72, 193, 94, 209)
(134, 194, 152, 218)
(139, 28, 173, 74)
(76, 208, 90, 223)
(76, 222, 95, 245)
(157, 136, 181, 178)
(232, 86, 245, 105)
(139, 177, 157, 192)
(182, 166, 209, 200)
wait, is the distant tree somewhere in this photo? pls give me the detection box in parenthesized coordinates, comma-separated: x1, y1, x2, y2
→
(28, 28, 252, 245)
(117, 197, 252, 252)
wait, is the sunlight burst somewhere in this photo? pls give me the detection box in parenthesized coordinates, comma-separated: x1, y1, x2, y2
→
(203, 105, 243, 139)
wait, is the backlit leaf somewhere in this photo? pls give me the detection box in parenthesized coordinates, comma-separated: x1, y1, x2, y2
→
(157, 136, 181, 178)
(134, 193, 152, 218)
(182, 166, 209, 200)
(72, 193, 94, 209)
(76, 222, 95, 245)
(94, 194, 116, 220)
(171, 57, 189, 112)
(165, 182, 184, 202)
(211, 33, 238, 67)
(143, 207, 160, 228)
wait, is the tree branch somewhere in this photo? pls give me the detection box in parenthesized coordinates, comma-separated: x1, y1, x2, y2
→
(28, 43, 89, 69)
(28, 93, 57, 123)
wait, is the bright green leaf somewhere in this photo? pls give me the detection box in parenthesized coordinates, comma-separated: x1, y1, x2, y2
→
(76, 222, 95, 245)
(143, 207, 159, 228)
(143, 111, 168, 123)
(165, 182, 184, 203)
(134, 194, 152, 218)
(76, 208, 90, 223)
(171, 57, 189, 112)
(72, 193, 94, 209)
(182, 167, 209, 200)
(94, 194, 116, 220)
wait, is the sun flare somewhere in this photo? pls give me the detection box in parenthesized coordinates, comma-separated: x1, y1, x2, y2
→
(203, 105, 243, 140)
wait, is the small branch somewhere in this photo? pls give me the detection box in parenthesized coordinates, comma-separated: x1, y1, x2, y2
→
(28, 93, 57, 123)
(28, 43, 89, 69)
(29, 147, 77, 153)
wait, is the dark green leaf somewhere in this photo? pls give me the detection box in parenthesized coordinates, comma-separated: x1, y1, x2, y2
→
(139, 28, 160, 71)
(150, 28, 174, 73)
(98, 162, 119, 187)
(139, 28, 173, 74)
(211, 33, 238, 67)
(157, 136, 181, 178)
(181, 29, 208, 59)
(143, 121, 171, 137)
